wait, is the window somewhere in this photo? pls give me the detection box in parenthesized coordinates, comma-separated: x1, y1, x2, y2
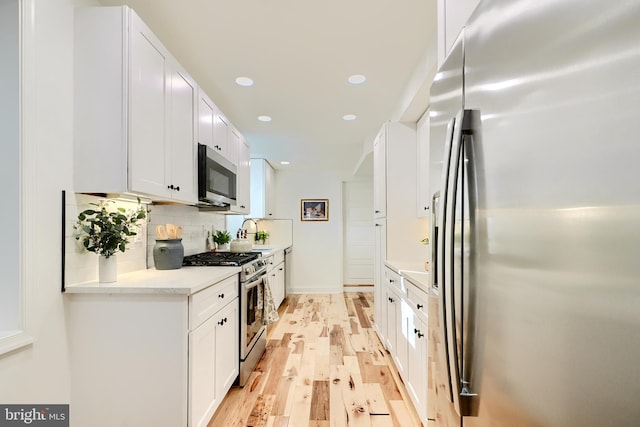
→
(0, 0, 34, 356)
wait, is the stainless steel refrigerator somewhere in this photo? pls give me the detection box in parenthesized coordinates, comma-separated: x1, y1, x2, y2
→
(428, 1, 640, 426)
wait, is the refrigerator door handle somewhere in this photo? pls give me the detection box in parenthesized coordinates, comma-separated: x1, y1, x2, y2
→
(443, 110, 465, 415)
(446, 109, 480, 417)
(437, 116, 457, 405)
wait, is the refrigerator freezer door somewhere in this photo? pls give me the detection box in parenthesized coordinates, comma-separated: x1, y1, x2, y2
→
(463, 1, 640, 426)
(428, 30, 465, 427)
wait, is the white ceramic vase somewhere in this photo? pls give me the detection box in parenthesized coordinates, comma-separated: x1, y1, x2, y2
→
(98, 255, 117, 283)
(216, 243, 230, 251)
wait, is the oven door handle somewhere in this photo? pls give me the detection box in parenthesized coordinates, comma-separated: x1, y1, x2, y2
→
(244, 273, 266, 290)
(245, 265, 268, 284)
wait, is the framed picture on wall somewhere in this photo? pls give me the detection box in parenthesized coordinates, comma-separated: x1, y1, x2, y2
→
(300, 199, 329, 221)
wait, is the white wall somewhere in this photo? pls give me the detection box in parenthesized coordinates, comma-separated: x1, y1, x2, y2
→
(0, 0, 98, 405)
(274, 170, 345, 294)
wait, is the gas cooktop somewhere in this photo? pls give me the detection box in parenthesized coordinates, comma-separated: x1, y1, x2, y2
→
(182, 251, 260, 267)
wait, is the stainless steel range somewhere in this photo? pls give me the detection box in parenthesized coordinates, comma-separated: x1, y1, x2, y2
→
(182, 251, 272, 386)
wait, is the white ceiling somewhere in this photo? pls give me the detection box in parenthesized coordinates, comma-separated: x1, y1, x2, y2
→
(97, 0, 438, 175)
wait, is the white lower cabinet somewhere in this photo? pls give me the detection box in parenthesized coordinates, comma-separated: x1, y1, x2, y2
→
(267, 250, 286, 308)
(189, 294, 239, 427)
(377, 266, 428, 425)
(68, 274, 240, 427)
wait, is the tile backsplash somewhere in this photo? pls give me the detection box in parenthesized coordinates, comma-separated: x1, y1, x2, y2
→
(145, 203, 230, 268)
(65, 194, 232, 285)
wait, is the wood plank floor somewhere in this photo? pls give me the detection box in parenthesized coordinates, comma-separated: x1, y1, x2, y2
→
(208, 293, 423, 427)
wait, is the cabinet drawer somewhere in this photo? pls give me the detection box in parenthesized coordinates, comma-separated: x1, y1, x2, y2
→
(384, 267, 404, 295)
(407, 283, 428, 317)
(189, 274, 238, 330)
(272, 250, 285, 265)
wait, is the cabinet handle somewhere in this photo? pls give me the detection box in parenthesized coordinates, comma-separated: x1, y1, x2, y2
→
(219, 293, 224, 299)
(175, 186, 180, 191)
(424, 206, 429, 211)
(218, 319, 224, 326)
(240, 205, 246, 209)
(389, 279, 395, 283)
(375, 210, 381, 213)
(417, 304, 423, 310)
(268, 213, 273, 216)
(279, 267, 283, 271)
(167, 184, 173, 190)
(375, 223, 382, 227)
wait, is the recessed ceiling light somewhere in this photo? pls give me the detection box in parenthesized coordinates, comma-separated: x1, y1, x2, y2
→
(235, 76, 254, 87)
(257, 115, 272, 122)
(343, 114, 357, 121)
(280, 161, 290, 165)
(348, 74, 367, 85)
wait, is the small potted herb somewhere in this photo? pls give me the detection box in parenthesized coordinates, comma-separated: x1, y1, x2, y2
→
(74, 199, 146, 282)
(213, 230, 232, 250)
(255, 230, 269, 245)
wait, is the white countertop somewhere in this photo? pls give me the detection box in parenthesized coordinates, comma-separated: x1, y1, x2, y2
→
(384, 260, 430, 292)
(64, 266, 241, 295)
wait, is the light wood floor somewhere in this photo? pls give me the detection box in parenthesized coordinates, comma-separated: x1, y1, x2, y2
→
(208, 293, 423, 427)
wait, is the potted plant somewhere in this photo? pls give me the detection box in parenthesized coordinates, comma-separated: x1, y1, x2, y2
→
(255, 230, 269, 245)
(213, 230, 232, 250)
(74, 199, 146, 283)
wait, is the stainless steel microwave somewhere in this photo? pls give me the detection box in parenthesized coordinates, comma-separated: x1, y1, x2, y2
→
(197, 143, 237, 207)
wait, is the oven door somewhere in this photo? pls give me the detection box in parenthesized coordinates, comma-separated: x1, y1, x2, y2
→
(240, 273, 266, 360)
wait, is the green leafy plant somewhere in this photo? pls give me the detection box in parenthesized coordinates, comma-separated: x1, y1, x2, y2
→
(213, 230, 232, 245)
(74, 199, 146, 258)
(255, 230, 269, 243)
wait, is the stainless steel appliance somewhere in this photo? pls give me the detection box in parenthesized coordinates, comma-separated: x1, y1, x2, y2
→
(428, 2, 640, 426)
(197, 143, 237, 207)
(182, 251, 272, 387)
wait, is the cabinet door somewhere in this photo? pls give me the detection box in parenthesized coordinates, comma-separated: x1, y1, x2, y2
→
(229, 132, 249, 214)
(128, 13, 170, 198)
(374, 219, 387, 336)
(385, 286, 397, 354)
(189, 315, 216, 427)
(215, 300, 239, 399)
(213, 112, 229, 159)
(198, 92, 214, 147)
(169, 65, 197, 204)
(249, 158, 275, 218)
(269, 262, 285, 308)
(408, 313, 428, 424)
(373, 127, 387, 218)
(232, 137, 250, 214)
(264, 160, 275, 217)
(417, 109, 431, 218)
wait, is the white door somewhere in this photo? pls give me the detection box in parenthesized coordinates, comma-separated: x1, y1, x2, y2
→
(343, 180, 374, 287)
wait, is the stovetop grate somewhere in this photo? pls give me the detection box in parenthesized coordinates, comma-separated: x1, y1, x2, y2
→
(182, 251, 260, 267)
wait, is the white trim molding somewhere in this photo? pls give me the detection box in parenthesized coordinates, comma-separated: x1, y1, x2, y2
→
(0, 0, 36, 357)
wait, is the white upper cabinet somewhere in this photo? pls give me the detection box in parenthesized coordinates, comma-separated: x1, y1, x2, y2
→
(373, 129, 387, 218)
(197, 89, 236, 166)
(249, 158, 275, 218)
(74, 6, 196, 204)
(416, 109, 430, 217)
(229, 132, 250, 214)
(198, 94, 214, 148)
